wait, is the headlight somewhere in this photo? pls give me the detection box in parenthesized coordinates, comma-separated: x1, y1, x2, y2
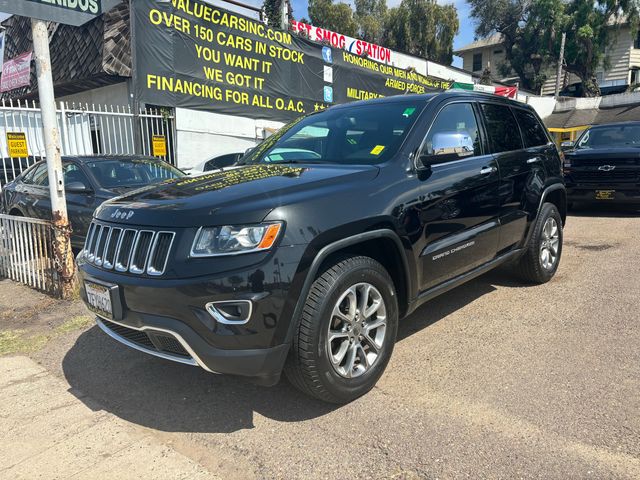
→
(190, 222, 283, 257)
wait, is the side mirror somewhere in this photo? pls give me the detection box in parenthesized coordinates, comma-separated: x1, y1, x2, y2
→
(560, 141, 574, 151)
(419, 131, 475, 168)
(65, 181, 90, 193)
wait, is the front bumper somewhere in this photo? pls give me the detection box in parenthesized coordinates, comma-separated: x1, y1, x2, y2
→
(77, 244, 307, 384)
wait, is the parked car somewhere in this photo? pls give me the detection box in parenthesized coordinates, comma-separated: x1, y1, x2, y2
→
(77, 92, 566, 403)
(1, 156, 42, 186)
(1, 155, 185, 250)
(563, 122, 640, 206)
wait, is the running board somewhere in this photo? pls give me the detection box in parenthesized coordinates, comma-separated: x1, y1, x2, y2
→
(411, 249, 523, 312)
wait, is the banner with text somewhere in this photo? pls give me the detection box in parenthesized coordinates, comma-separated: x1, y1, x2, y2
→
(133, 0, 451, 122)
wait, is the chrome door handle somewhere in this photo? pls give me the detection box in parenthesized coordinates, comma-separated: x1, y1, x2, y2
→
(480, 166, 497, 175)
(527, 157, 542, 164)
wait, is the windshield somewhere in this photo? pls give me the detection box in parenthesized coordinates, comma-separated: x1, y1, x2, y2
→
(577, 124, 640, 149)
(86, 158, 184, 189)
(240, 99, 428, 166)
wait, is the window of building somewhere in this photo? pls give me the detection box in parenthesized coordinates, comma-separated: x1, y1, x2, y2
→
(493, 49, 503, 55)
(480, 103, 523, 153)
(472, 53, 483, 72)
(634, 31, 640, 49)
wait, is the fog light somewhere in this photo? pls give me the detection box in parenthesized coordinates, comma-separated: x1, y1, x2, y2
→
(205, 300, 253, 325)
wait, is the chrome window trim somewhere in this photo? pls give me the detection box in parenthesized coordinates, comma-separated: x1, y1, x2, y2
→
(95, 316, 216, 373)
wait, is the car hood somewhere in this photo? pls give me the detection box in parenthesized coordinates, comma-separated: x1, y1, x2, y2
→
(94, 163, 380, 227)
(566, 147, 640, 165)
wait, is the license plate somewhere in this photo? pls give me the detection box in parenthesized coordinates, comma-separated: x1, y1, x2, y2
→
(595, 190, 615, 200)
(85, 281, 113, 319)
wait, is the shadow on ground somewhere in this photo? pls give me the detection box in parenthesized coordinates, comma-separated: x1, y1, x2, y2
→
(62, 267, 521, 433)
(568, 203, 640, 218)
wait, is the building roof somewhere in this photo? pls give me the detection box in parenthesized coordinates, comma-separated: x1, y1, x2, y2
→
(0, 0, 131, 100)
(545, 103, 640, 129)
(453, 34, 504, 55)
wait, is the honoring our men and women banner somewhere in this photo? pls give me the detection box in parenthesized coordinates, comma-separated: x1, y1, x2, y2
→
(133, 0, 452, 122)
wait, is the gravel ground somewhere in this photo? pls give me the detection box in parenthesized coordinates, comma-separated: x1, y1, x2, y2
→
(4, 207, 640, 479)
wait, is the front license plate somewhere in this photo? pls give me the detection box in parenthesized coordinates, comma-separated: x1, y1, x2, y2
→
(85, 281, 114, 319)
(595, 190, 615, 200)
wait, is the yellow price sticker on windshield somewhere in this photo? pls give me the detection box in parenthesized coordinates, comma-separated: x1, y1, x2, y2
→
(370, 145, 385, 155)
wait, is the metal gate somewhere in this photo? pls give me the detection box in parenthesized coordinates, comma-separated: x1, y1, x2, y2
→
(0, 214, 61, 297)
(1, 99, 176, 187)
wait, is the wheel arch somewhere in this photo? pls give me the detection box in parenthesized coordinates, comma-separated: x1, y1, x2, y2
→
(283, 229, 413, 346)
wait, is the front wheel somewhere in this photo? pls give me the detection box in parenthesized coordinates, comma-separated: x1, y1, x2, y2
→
(284, 255, 398, 403)
(514, 202, 563, 283)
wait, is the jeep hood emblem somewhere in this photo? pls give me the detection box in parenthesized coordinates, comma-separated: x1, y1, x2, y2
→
(111, 209, 135, 220)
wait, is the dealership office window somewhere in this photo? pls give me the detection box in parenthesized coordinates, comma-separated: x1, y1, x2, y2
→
(473, 53, 483, 72)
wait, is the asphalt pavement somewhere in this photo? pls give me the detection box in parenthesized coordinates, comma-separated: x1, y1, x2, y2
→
(3, 206, 639, 479)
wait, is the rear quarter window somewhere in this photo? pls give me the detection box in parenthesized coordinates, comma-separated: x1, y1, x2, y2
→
(513, 108, 549, 147)
(480, 103, 523, 153)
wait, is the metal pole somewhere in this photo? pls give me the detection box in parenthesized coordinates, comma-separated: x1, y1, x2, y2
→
(555, 32, 566, 99)
(31, 18, 75, 298)
(129, 0, 142, 154)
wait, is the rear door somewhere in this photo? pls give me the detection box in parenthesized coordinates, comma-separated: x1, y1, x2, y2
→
(479, 103, 548, 252)
(415, 101, 501, 291)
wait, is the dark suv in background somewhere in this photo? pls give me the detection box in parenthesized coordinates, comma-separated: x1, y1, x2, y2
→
(77, 92, 566, 403)
(563, 122, 640, 206)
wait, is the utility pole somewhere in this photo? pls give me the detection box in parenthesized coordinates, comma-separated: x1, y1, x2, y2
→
(555, 32, 566, 99)
(280, 0, 288, 30)
(31, 18, 75, 298)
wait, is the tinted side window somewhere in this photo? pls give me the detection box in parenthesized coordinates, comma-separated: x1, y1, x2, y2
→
(31, 163, 50, 186)
(513, 108, 549, 147)
(63, 163, 91, 188)
(481, 104, 523, 153)
(423, 103, 481, 162)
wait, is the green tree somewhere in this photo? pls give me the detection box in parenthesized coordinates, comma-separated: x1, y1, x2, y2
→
(383, 0, 459, 64)
(263, 0, 293, 29)
(308, 0, 358, 37)
(469, 0, 639, 96)
(354, 0, 388, 43)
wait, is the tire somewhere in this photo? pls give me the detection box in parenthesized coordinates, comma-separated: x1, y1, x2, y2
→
(284, 255, 399, 404)
(514, 202, 563, 283)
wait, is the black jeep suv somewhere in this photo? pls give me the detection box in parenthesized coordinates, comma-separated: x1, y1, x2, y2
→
(77, 92, 566, 403)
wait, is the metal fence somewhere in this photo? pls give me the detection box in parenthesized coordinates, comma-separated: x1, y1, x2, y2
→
(0, 214, 60, 297)
(1, 99, 176, 186)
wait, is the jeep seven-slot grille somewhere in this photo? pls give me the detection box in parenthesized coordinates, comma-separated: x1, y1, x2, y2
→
(84, 222, 175, 276)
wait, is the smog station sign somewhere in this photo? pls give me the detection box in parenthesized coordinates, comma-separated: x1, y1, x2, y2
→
(0, 0, 120, 26)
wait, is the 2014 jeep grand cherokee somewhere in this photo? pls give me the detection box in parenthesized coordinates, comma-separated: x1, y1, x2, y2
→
(77, 92, 566, 403)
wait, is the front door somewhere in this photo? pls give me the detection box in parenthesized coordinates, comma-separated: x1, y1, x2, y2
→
(414, 101, 501, 291)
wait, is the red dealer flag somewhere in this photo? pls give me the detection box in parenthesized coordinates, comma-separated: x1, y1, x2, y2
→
(1, 51, 33, 93)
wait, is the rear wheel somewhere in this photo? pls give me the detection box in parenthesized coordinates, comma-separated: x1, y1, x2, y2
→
(284, 255, 398, 403)
(515, 202, 563, 283)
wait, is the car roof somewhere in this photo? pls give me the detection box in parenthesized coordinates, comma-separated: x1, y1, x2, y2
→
(324, 90, 531, 112)
(61, 154, 161, 163)
(588, 121, 640, 129)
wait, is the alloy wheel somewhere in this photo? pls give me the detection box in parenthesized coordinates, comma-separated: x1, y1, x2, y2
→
(326, 283, 387, 378)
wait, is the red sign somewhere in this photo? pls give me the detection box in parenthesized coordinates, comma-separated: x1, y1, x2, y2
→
(290, 20, 392, 64)
(494, 86, 518, 98)
(1, 51, 33, 93)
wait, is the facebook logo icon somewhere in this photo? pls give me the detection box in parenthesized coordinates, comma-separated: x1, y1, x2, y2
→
(322, 46, 333, 64)
(323, 86, 333, 103)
